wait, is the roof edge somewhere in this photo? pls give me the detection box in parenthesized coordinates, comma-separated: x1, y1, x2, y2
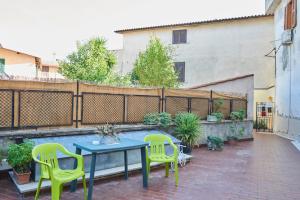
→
(0, 47, 40, 59)
(188, 74, 254, 89)
(115, 14, 273, 33)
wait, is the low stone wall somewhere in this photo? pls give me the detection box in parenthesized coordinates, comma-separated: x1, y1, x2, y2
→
(198, 120, 253, 144)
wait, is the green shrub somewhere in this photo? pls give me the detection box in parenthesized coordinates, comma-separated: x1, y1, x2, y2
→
(174, 112, 201, 148)
(211, 112, 224, 122)
(159, 112, 172, 128)
(144, 112, 172, 128)
(213, 99, 224, 112)
(228, 109, 246, 140)
(230, 109, 246, 121)
(144, 112, 160, 125)
(253, 120, 268, 129)
(207, 136, 224, 151)
(7, 141, 34, 173)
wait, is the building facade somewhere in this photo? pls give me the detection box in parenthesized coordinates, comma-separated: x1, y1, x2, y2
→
(0, 47, 41, 78)
(0, 46, 63, 80)
(114, 15, 275, 118)
(266, 0, 300, 139)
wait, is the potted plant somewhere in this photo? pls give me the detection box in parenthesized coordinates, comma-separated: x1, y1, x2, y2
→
(174, 112, 201, 154)
(7, 141, 34, 184)
(207, 136, 224, 151)
(227, 110, 246, 145)
(210, 112, 224, 123)
(96, 124, 120, 145)
(207, 99, 224, 122)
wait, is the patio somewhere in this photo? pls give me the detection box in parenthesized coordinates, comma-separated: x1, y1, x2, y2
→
(1, 132, 300, 200)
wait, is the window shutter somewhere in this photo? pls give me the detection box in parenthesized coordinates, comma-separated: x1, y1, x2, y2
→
(284, 6, 288, 30)
(291, 0, 297, 28)
(284, 1, 296, 30)
(174, 62, 185, 82)
(288, 1, 293, 29)
(173, 31, 179, 44)
(180, 30, 187, 43)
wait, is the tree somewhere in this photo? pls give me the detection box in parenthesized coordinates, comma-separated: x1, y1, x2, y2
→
(131, 37, 179, 88)
(59, 37, 116, 82)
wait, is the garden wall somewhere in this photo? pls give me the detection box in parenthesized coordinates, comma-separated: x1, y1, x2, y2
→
(198, 120, 253, 145)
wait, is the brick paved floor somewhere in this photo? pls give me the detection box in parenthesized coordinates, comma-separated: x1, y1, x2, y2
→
(1, 133, 300, 200)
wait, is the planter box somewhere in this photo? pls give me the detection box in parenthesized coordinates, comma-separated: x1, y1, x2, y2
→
(197, 120, 253, 145)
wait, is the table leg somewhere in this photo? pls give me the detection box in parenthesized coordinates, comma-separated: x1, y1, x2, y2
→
(88, 153, 97, 200)
(71, 147, 82, 192)
(140, 146, 148, 188)
(124, 150, 128, 180)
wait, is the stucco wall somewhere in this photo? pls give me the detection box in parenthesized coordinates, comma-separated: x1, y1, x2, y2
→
(0, 48, 37, 65)
(272, 0, 300, 139)
(0, 48, 38, 77)
(116, 16, 275, 90)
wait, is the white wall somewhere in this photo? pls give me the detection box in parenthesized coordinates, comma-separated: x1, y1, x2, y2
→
(4, 63, 37, 77)
(272, 0, 300, 139)
(117, 16, 275, 91)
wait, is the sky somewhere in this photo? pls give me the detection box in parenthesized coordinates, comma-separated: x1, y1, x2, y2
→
(0, 0, 265, 61)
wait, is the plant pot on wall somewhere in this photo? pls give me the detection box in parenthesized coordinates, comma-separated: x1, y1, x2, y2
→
(13, 169, 31, 185)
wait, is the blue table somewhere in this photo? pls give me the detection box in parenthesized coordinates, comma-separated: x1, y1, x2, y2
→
(70, 138, 148, 200)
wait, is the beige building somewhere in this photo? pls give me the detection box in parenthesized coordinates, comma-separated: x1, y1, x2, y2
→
(0, 46, 63, 79)
(0, 46, 41, 78)
(114, 15, 275, 118)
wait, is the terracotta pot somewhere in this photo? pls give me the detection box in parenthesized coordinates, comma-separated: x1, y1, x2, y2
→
(13, 169, 31, 184)
(228, 139, 238, 145)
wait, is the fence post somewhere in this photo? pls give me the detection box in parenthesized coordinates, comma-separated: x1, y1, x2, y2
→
(161, 87, 165, 113)
(209, 90, 213, 114)
(230, 99, 233, 114)
(188, 98, 191, 113)
(124, 95, 128, 123)
(245, 94, 248, 119)
(11, 91, 15, 129)
(76, 80, 79, 128)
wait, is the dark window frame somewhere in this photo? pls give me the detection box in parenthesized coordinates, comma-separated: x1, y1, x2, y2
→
(42, 65, 49, 72)
(174, 62, 185, 82)
(172, 29, 187, 44)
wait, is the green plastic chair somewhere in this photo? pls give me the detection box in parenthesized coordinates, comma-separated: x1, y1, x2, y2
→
(32, 143, 87, 200)
(144, 134, 179, 186)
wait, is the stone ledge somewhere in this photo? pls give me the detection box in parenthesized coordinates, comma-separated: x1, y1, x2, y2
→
(0, 124, 160, 139)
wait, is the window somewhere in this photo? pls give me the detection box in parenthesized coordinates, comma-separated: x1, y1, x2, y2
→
(0, 58, 5, 73)
(174, 62, 185, 82)
(42, 66, 49, 72)
(284, 0, 297, 30)
(172, 30, 187, 44)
